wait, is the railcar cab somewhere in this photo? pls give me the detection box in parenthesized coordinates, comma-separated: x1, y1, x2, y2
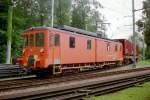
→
(19, 27, 50, 70)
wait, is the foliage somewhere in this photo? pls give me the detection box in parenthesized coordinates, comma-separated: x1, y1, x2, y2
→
(0, 0, 72, 63)
(138, 59, 150, 66)
(137, 0, 150, 59)
(145, 47, 150, 59)
(54, 0, 71, 26)
(13, 0, 52, 27)
(0, 0, 8, 62)
(0, 32, 7, 62)
(71, 0, 90, 30)
(71, 0, 105, 32)
(136, 20, 144, 32)
(128, 32, 143, 49)
(0, 0, 105, 63)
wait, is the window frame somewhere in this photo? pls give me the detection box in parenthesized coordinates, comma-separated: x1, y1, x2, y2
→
(54, 34, 60, 46)
(115, 44, 118, 52)
(29, 34, 34, 47)
(87, 40, 92, 50)
(35, 32, 44, 47)
(69, 37, 75, 48)
(107, 43, 110, 52)
(23, 35, 28, 48)
(120, 45, 122, 51)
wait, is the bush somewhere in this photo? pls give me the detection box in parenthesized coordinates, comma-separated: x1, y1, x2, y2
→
(146, 47, 150, 59)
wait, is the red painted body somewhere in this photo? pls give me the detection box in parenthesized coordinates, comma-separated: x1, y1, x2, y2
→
(115, 39, 139, 56)
(18, 27, 123, 72)
(114, 39, 139, 63)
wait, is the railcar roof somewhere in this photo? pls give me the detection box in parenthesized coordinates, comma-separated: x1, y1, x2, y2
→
(114, 39, 133, 43)
(114, 39, 128, 41)
(23, 26, 121, 44)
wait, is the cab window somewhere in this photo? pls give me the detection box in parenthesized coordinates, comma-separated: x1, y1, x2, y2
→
(23, 35, 28, 47)
(30, 34, 34, 47)
(36, 32, 44, 47)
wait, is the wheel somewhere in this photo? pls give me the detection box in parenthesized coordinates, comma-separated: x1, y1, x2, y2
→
(29, 68, 52, 78)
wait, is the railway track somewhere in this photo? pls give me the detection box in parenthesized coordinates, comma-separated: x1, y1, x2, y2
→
(0, 65, 133, 91)
(0, 65, 131, 89)
(0, 64, 27, 78)
(0, 63, 129, 79)
(0, 67, 150, 99)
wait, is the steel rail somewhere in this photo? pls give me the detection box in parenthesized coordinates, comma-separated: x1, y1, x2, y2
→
(0, 64, 26, 78)
(0, 67, 150, 99)
(0, 67, 148, 91)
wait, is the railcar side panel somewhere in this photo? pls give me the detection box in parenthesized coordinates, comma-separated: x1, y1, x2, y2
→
(96, 39, 105, 62)
(52, 30, 96, 65)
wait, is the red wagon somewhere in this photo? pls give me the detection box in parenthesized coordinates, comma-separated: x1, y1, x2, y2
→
(114, 39, 139, 64)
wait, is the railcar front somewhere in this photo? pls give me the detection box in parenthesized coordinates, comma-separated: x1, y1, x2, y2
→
(18, 28, 51, 75)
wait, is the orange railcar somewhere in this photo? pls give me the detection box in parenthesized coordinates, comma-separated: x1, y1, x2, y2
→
(18, 26, 123, 75)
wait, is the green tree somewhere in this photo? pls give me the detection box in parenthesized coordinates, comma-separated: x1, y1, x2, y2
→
(0, 0, 8, 63)
(14, 0, 51, 27)
(141, 0, 150, 58)
(0, 0, 105, 63)
(54, 0, 71, 26)
(71, 0, 104, 32)
(71, 0, 90, 30)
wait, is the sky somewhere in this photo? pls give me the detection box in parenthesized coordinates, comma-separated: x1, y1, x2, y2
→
(99, 0, 144, 39)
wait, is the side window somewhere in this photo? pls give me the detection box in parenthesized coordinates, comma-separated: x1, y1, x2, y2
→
(87, 40, 91, 50)
(69, 37, 75, 48)
(36, 32, 44, 47)
(120, 45, 122, 51)
(30, 34, 34, 47)
(107, 43, 110, 51)
(54, 34, 60, 46)
(115, 44, 118, 52)
(23, 35, 28, 47)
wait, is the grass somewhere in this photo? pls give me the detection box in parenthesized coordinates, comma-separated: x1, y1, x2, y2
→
(138, 59, 150, 66)
(93, 82, 150, 100)
(136, 59, 150, 68)
(92, 60, 150, 100)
